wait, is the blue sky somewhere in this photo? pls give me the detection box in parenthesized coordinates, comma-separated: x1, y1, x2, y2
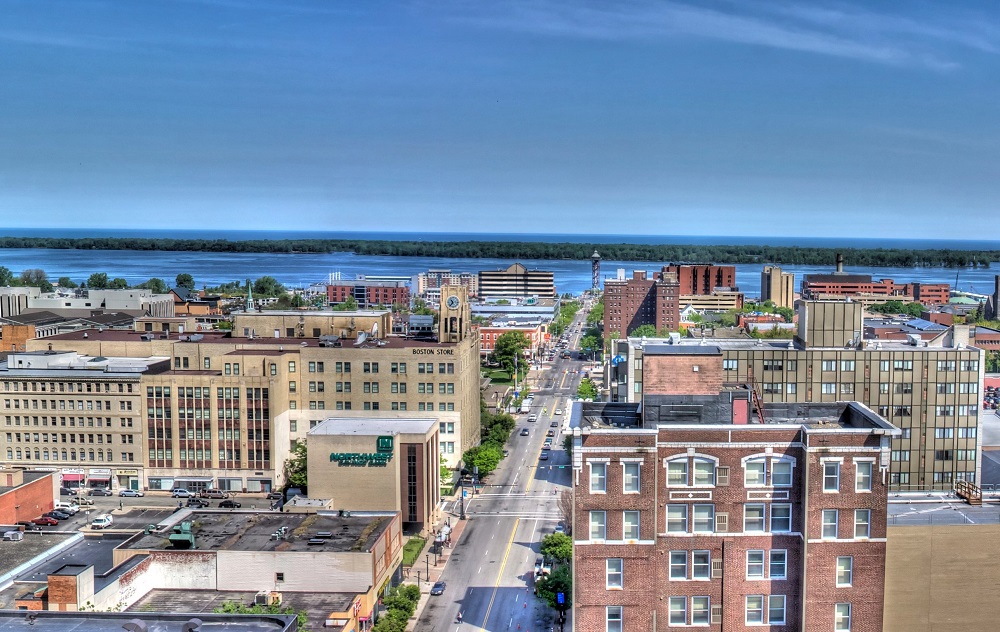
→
(0, 0, 998, 239)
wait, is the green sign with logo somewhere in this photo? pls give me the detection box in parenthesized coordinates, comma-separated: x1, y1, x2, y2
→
(329, 436, 395, 467)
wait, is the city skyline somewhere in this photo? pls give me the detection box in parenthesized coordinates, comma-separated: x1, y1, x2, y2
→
(1, 1, 997, 238)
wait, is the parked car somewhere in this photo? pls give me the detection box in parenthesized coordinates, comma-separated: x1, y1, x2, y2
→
(89, 488, 113, 497)
(16, 521, 41, 531)
(186, 498, 210, 508)
(219, 500, 242, 509)
(199, 489, 228, 499)
(76, 496, 95, 506)
(90, 515, 114, 530)
(266, 491, 284, 501)
(502, 449, 510, 457)
(44, 511, 70, 521)
(554, 524, 565, 534)
(539, 451, 549, 461)
(60, 487, 74, 496)
(32, 517, 58, 526)
(430, 581, 446, 596)
(171, 489, 193, 498)
(119, 489, 144, 497)
(54, 502, 79, 514)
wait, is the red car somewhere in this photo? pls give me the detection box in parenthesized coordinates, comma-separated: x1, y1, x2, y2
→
(32, 516, 58, 526)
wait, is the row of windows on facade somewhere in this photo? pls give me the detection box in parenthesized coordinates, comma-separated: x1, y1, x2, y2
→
(5, 399, 134, 411)
(892, 470, 976, 485)
(588, 456, 875, 493)
(5, 416, 133, 428)
(603, 601, 853, 629)
(720, 358, 980, 372)
(171, 359, 459, 375)
(5, 431, 133, 445)
(147, 387, 267, 400)
(6, 447, 134, 462)
(292, 401, 455, 412)
(148, 427, 245, 440)
(2, 381, 135, 393)
(587, 506, 873, 539)
(283, 381, 456, 394)
(756, 381, 981, 397)
(149, 448, 256, 462)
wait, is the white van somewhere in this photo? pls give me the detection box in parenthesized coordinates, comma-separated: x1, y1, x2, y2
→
(55, 502, 79, 515)
(90, 515, 114, 530)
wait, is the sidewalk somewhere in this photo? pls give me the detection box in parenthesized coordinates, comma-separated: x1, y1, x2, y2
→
(406, 510, 469, 630)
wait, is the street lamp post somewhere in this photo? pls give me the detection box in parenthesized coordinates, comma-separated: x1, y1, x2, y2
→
(459, 479, 466, 520)
(425, 554, 430, 580)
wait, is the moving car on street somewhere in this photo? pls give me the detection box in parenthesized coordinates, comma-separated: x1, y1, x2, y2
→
(89, 488, 113, 497)
(171, 489, 193, 498)
(430, 581, 446, 596)
(219, 500, 242, 509)
(119, 489, 144, 497)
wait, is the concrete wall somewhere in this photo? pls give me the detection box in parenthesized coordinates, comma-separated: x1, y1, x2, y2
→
(884, 524, 1000, 632)
(216, 550, 371, 592)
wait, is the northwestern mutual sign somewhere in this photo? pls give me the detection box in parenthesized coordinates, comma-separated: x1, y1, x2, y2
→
(329, 452, 393, 467)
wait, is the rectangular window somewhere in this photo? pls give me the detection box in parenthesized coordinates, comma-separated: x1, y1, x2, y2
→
(822, 509, 839, 539)
(768, 595, 786, 625)
(824, 461, 840, 492)
(822, 360, 836, 371)
(772, 461, 792, 486)
(745, 460, 765, 485)
(693, 504, 714, 533)
(667, 505, 688, 533)
(693, 460, 715, 486)
(856, 461, 873, 492)
(590, 462, 607, 493)
(723, 359, 738, 371)
(668, 460, 688, 486)
(607, 606, 623, 632)
(836, 556, 853, 586)
(747, 550, 765, 579)
(669, 597, 687, 625)
(606, 558, 623, 589)
(691, 597, 710, 625)
(769, 550, 787, 579)
(937, 360, 956, 371)
(669, 551, 687, 580)
(692, 551, 710, 580)
(841, 360, 855, 371)
(822, 383, 836, 394)
(590, 511, 607, 540)
(623, 510, 640, 540)
(744, 504, 765, 532)
(745, 596, 764, 624)
(786, 383, 797, 394)
(770, 504, 791, 532)
(623, 462, 640, 493)
(835, 603, 852, 631)
(854, 509, 871, 538)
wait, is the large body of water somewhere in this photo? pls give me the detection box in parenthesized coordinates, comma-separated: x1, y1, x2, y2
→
(0, 229, 998, 297)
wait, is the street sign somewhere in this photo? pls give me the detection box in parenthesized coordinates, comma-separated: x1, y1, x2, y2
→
(557, 592, 565, 605)
(463, 490, 467, 498)
(514, 391, 520, 398)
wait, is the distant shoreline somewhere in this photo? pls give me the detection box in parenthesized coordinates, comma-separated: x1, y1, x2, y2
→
(0, 236, 996, 268)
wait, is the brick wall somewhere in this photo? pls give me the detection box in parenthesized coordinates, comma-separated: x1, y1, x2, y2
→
(0, 473, 55, 525)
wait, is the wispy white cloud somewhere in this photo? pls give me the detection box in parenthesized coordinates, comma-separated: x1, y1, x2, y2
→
(0, 29, 119, 51)
(433, 0, 997, 70)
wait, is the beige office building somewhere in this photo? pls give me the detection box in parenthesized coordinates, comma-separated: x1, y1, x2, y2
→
(609, 301, 985, 490)
(307, 417, 440, 530)
(761, 265, 795, 309)
(27, 292, 480, 491)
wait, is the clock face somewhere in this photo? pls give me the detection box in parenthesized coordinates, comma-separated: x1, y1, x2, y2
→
(446, 296, 460, 309)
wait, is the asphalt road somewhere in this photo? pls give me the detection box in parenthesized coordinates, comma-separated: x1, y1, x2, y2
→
(415, 307, 589, 632)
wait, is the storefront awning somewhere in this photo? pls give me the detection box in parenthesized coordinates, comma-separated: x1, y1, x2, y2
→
(89, 476, 110, 481)
(174, 476, 214, 482)
(61, 474, 84, 482)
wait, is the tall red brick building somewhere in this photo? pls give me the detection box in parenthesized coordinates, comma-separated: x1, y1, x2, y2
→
(572, 346, 898, 631)
(665, 263, 738, 295)
(603, 268, 681, 338)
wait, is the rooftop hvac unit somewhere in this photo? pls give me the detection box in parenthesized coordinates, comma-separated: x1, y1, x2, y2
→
(254, 591, 281, 606)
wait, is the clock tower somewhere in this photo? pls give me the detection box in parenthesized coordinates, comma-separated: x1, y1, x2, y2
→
(439, 286, 470, 343)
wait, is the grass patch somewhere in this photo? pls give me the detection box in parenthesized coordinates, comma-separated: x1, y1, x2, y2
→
(402, 536, 426, 566)
(486, 370, 513, 384)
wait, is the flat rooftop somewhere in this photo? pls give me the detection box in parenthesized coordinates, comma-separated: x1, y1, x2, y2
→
(125, 511, 392, 553)
(888, 493, 1000, 526)
(309, 417, 436, 437)
(628, 335, 973, 352)
(0, 611, 294, 631)
(130, 589, 353, 630)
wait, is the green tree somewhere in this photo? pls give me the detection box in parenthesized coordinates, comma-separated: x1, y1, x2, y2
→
(57, 276, 78, 288)
(577, 378, 598, 400)
(628, 324, 658, 338)
(332, 295, 359, 311)
(540, 532, 573, 564)
(586, 299, 604, 325)
(87, 272, 110, 289)
(253, 276, 286, 297)
(20, 268, 47, 286)
(175, 273, 196, 291)
(283, 440, 308, 489)
(775, 306, 795, 322)
(0, 266, 14, 286)
(492, 331, 529, 377)
(461, 443, 503, 478)
(137, 277, 168, 294)
(110, 277, 129, 289)
(214, 600, 307, 629)
(535, 565, 572, 610)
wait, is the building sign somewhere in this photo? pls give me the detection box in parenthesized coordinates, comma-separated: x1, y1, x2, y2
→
(411, 348, 454, 355)
(329, 452, 393, 467)
(89, 468, 112, 476)
(117, 469, 139, 476)
(377, 436, 394, 454)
